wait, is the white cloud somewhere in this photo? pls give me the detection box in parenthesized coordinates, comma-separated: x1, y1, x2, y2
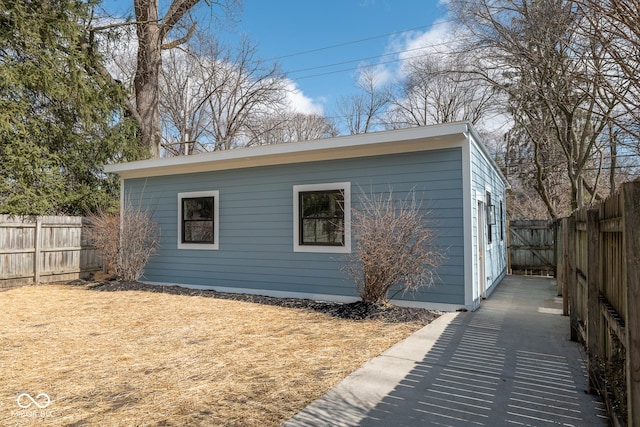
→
(399, 20, 457, 56)
(356, 18, 460, 87)
(356, 62, 394, 88)
(368, 18, 513, 136)
(283, 80, 325, 115)
(397, 20, 459, 75)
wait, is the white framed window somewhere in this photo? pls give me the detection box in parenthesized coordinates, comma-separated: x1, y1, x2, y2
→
(178, 190, 219, 250)
(500, 200, 505, 242)
(293, 182, 351, 253)
(486, 190, 494, 244)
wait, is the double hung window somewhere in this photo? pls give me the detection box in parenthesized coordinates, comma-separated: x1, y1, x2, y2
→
(293, 183, 351, 253)
(178, 191, 219, 250)
(300, 190, 345, 246)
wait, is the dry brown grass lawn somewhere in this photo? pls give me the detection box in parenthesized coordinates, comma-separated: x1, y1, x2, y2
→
(0, 285, 424, 426)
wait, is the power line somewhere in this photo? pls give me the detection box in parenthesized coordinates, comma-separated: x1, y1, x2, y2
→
(285, 33, 475, 77)
(290, 35, 476, 81)
(266, 20, 455, 62)
(270, 25, 475, 82)
(293, 50, 445, 81)
(287, 45, 436, 75)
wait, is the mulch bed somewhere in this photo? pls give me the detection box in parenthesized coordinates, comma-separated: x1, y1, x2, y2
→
(78, 279, 440, 325)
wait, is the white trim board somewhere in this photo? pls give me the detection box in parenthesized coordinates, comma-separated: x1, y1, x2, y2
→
(177, 190, 220, 250)
(293, 182, 352, 254)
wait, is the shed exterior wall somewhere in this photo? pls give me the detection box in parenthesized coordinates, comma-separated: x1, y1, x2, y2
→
(469, 134, 508, 305)
(124, 147, 467, 308)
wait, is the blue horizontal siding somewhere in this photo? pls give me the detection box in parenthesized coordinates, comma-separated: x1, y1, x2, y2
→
(470, 138, 508, 295)
(125, 148, 465, 305)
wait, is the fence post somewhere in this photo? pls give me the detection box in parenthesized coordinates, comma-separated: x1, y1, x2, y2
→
(586, 208, 600, 394)
(567, 214, 579, 341)
(623, 181, 640, 426)
(561, 217, 569, 315)
(506, 219, 511, 275)
(33, 218, 42, 283)
(555, 219, 564, 296)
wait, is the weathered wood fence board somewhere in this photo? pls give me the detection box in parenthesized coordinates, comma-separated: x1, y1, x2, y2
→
(0, 215, 102, 290)
(557, 180, 640, 426)
(508, 219, 556, 276)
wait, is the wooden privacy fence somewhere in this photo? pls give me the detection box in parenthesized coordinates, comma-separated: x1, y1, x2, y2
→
(0, 215, 102, 290)
(508, 219, 556, 276)
(557, 180, 640, 427)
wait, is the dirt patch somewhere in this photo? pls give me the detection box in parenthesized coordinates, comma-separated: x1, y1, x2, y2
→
(0, 283, 439, 426)
(84, 279, 440, 325)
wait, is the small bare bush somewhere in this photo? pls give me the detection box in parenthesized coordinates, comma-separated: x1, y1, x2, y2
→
(345, 189, 445, 304)
(87, 203, 160, 282)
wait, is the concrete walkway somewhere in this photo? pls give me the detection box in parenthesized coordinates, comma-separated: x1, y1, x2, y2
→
(283, 275, 609, 426)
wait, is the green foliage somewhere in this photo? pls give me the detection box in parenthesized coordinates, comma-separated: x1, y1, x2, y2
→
(0, 0, 146, 216)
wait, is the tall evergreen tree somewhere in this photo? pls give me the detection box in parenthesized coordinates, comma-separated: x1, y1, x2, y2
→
(0, 0, 145, 216)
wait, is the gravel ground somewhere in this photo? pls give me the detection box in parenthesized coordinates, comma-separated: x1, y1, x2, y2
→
(75, 279, 441, 325)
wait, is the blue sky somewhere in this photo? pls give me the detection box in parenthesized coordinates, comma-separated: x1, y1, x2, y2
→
(102, 0, 452, 116)
(228, 1, 449, 105)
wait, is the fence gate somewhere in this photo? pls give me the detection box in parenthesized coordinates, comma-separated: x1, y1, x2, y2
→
(508, 220, 556, 276)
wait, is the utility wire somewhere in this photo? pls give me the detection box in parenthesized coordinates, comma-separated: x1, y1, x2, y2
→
(287, 45, 438, 75)
(294, 50, 443, 80)
(272, 26, 474, 81)
(285, 32, 476, 76)
(266, 20, 456, 62)
(291, 37, 481, 80)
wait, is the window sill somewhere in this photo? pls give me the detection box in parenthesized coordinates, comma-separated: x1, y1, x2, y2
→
(294, 244, 350, 254)
(178, 243, 219, 250)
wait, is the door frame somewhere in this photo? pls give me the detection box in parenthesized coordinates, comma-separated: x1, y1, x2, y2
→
(477, 199, 487, 300)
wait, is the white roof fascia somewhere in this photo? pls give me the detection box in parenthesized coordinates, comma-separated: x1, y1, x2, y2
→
(464, 125, 510, 189)
(105, 122, 472, 179)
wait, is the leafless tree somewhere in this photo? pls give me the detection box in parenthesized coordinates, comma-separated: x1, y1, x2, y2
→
(450, 0, 625, 217)
(159, 44, 209, 155)
(196, 37, 288, 150)
(134, 0, 198, 157)
(507, 187, 561, 220)
(247, 112, 338, 145)
(386, 53, 495, 129)
(158, 35, 288, 154)
(101, 26, 289, 155)
(504, 123, 574, 217)
(577, 0, 640, 140)
(91, 0, 241, 158)
(336, 68, 392, 135)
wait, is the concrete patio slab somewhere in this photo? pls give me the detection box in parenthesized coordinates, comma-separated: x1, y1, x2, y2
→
(283, 275, 608, 426)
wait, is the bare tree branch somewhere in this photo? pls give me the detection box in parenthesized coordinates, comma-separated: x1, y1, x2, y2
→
(344, 188, 445, 304)
(161, 22, 197, 50)
(450, 0, 627, 216)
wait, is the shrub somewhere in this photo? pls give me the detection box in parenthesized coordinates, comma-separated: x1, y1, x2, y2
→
(87, 203, 160, 282)
(345, 189, 444, 304)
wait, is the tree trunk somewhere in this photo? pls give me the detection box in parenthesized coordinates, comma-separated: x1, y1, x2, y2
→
(133, 0, 203, 158)
(134, 28, 162, 158)
(134, 0, 162, 158)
